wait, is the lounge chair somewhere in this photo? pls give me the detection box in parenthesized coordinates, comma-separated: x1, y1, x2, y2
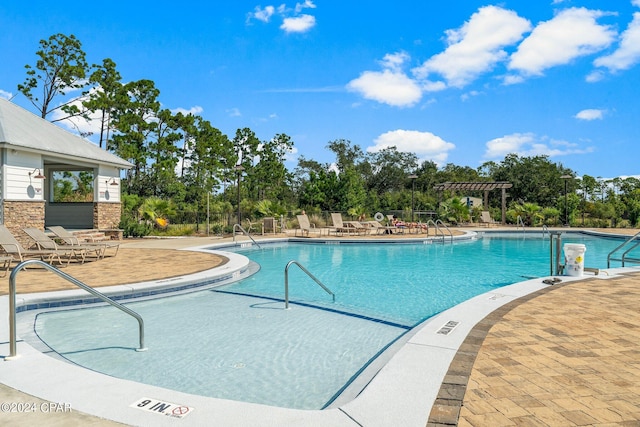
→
(0, 254, 13, 277)
(295, 214, 322, 237)
(480, 211, 498, 227)
(0, 225, 73, 266)
(47, 226, 120, 257)
(330, 213, 367, 235)
(365, 220, 396, 235)
(23, 228, 104, 262)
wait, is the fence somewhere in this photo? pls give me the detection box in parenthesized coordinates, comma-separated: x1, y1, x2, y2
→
(163, 209, 426, 236)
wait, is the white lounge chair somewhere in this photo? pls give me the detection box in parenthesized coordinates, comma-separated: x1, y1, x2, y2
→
(0, 225, 73, 266)
(330, 213, 367, 235)
(480, 211, 498, 227)
(295, 214, 322, 237)
(23, 227, 104, 262)
(48, 226, 120, 257)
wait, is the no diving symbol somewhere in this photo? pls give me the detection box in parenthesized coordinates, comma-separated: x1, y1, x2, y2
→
(173, 406, 190, 416)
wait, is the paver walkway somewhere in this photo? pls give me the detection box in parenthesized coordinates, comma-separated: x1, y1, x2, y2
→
(429, 272, 640, 426)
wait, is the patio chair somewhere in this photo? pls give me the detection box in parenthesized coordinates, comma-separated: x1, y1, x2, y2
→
(480, 211, 498, 227)
(0, 225, 73, 266)
(262, 217, 279, 235)
(23, 227, 104, 262)
(295, 214, 322, 237)
(47, 226, 120, 257)
(365, 220, 396, 235)
(330, 213, 367, 235)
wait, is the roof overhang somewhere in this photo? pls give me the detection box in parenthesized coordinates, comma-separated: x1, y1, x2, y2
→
(433, 181, 513, 191)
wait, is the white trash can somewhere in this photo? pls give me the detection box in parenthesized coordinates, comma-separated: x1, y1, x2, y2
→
(564, 243, 587, 276)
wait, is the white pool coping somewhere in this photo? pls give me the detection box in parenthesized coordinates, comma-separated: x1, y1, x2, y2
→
(1, 240, 634, 426)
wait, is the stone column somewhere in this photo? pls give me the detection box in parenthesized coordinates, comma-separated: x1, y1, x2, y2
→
(93, 202, 122, 233)
(3, 200, 45, 247)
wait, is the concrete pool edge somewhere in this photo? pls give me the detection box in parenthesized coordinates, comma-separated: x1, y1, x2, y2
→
(1, 236, 635, 426)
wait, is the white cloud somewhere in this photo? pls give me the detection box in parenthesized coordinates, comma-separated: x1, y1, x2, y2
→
(50, 92, 103, 138)
(484, 132, 594, 159)
(227, 108, 241, 117)
(413, 5, 531, 88)
(367, 129, 455, 164)
(380, 52, 410, 72)
(281, 14, 316, 33)
(251, 6, 275, 23)
(575, 108, 605, 120)
(508, 8, 616, 77)
(585, 69, 606, 82)
(346, 52, 422, 106)
(294, 0, 316, 13)
(250, 2, 317, 33)
(594, 12, 640, 71)
(346, 69, 422, 107)
(634, 0, 640, 8)
(171, 106, 203, 116)
(0, 89, 12, 100)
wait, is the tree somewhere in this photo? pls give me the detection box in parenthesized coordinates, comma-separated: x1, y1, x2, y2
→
(253, 133, 294, 203)
(110, 79, 161, 195)
(482, 154, 575, 207)
(83, 58, 123, 148)
(365, 147, 418, 195)
(17, 33, 90, 121)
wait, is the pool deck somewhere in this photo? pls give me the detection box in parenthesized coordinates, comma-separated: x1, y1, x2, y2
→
(1, 227, 639, 426)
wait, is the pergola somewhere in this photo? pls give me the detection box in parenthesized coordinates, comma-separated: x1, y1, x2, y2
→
(433, 181, 512, 224)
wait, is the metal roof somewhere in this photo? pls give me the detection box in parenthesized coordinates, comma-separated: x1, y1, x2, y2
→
(0, 98, 133, 169)
(433, 181, 512, 191)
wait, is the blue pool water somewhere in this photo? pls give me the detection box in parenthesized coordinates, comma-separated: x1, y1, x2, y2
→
(30, 232, 623, 409)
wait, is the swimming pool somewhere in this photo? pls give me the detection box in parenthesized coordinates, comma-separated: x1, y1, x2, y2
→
(27, 232, 624, 410)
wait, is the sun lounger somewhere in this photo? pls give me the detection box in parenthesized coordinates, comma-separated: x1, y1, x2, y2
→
(365, 220, 396, 235)
(295, 214, 322, 237)
(23, 227, 104, 262)
(0, 225, 73, 266)
(480, 211, 498, 227)
(0, 255, 13, 277)
(330, 213, 367, 235)
(48, 226, 120, 257)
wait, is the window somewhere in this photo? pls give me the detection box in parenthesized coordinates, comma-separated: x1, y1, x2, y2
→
(52, 170, 94, 202)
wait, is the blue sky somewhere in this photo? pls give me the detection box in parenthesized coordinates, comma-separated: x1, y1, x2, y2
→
(1, 1, 639, 179)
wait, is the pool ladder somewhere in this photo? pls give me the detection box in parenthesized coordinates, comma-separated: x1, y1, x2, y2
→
(607, 230, 640, 267)
(6, 259, 147, 361)
(233, 223, 262, 248)
(424, 219, 453, 243)
(284, 260, 335, 309)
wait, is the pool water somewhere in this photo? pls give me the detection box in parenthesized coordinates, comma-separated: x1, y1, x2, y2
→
(31, 233, 623, 409)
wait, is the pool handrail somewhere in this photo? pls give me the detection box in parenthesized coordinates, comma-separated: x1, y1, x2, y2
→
(607, 230, 640, 267)
(233, 223, 261, 248)
(6, 259, 147, 360)
(424, 219, 453, 242)
(284, 260, 335, 309)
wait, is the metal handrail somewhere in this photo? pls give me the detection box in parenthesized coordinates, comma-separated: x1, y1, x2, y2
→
(7, 259, 146, 360)
(233, 223, 261, 248)
(541, 224, 549, 239)
(435, 219, 453, 242)
(284, 260, 335, 309)
(607, 230, 640, 267)
(425, 219, 453, 242)
(516, 215, 525, 230)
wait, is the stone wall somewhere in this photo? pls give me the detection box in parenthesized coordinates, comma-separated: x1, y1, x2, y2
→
(3, 200, 45, 247)
(93, 202, 122, 232)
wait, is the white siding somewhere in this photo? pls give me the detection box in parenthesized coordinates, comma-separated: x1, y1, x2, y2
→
(4, 150, 45, 201)
(97, 174, 121, 203)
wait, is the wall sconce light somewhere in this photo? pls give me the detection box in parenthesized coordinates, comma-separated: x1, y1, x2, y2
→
(106, 177, 119, 186)
(29, 168, 46, 179)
